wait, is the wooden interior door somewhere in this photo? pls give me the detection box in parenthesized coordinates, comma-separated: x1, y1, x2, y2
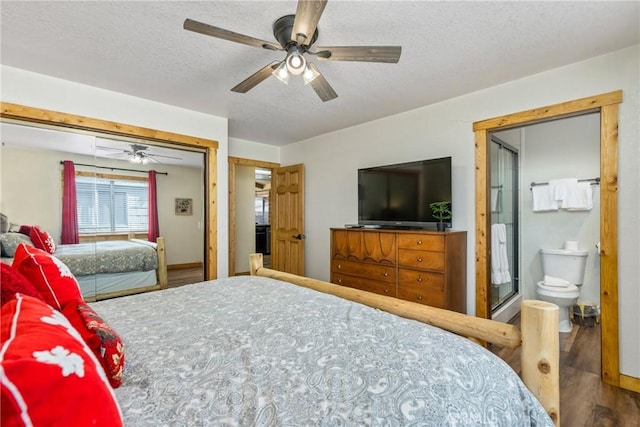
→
(271, 164, 305, 275)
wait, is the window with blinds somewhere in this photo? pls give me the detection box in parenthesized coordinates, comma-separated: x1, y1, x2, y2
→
(76, 176, 148, 233)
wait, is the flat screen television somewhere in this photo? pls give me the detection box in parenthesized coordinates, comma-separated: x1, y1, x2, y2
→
(358, 156, 452, 229)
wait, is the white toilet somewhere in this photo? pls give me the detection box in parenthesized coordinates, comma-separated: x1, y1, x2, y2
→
(535, 243, 588, 333)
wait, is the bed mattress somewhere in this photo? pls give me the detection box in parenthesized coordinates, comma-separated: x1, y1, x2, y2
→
(54, 240, 158, 276)
(92, 276, 553, 426)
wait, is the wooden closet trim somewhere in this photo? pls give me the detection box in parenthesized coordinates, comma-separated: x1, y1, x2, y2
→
(473, 90, 623, 387)
(1, 101, 219, 280)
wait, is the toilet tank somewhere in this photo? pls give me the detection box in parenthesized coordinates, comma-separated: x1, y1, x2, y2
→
(540, 248, 588, 285)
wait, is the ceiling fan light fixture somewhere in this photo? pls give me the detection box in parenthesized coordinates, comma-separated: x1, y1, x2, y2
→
(129, 152, 149, 165)
(272, 61, 290, 84)
(302, 63, 320, 85)
(285, 49, 306, 75)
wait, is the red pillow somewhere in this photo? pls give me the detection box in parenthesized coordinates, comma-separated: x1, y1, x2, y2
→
(0, 262, 44, 307)
(12, 244, 83, 311)
(29, 225, 56, 254)
(0, 294, 123, 426)
(17, 225, 32, 236)
(62, 300, 125, 388)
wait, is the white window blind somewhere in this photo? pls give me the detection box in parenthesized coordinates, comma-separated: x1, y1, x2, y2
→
(76, 176, 148, 233)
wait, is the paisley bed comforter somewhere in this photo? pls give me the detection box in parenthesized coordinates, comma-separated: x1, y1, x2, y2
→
(54, 240, 158, 276)
(92, 276, 553, 426)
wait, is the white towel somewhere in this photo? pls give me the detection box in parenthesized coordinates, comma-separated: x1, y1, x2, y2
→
(532, 186, 559, 212)
(491, 223, 511, 285)
(491, 188, 501, 212)
(543, 275, 571, 287)
(549, 178, 578, 202)
(563, 181, 593, 211)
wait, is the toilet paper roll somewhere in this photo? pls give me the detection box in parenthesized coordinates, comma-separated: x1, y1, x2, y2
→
(564, 241, 579, 251)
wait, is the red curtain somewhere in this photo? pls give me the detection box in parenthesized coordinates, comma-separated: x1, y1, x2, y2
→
(61, 160, 79, 244)
(148, 170, 160, 242)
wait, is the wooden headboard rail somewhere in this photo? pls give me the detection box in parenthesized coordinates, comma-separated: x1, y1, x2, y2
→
(250, 253, 560, 426)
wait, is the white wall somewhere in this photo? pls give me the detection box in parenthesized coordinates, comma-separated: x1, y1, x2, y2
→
(0, 145, 204, 266)
(520, 115, 601, 305)
(229, 137, 280, 164)
(0, 65, 230, 276)
(280, 45, 639, 377)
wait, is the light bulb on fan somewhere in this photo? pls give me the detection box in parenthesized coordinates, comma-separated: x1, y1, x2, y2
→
(285, 49, 306, 75)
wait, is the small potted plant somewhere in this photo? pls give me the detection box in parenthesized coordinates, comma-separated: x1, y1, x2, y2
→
(429, 201, 452, 232)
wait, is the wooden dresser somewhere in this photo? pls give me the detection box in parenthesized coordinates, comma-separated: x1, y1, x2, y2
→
(330, 228, 467, 313)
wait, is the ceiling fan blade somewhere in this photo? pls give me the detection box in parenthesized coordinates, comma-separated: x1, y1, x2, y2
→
(184, 18, 281, 51)
(291, 0, 327, 46)
(231, 61, 280, 93)
(316, 46, 402, 63)
(147, 153, 183, 160)
(308, 63, 337, 102)
(96, 145, 122, 151)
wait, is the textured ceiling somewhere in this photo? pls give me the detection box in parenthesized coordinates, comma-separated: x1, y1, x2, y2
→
(1, 1, 638, 146)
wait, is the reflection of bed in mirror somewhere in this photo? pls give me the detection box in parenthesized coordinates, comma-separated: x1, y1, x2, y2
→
(55, 237, 168, 301)
(1, 233, 167, 301)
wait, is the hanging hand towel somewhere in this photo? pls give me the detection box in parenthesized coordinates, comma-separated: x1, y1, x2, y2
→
(549, 178, 578, 202)
(532, 186, 559, 212)
(564, 181, 593, 211)
(491, 223, 511, 285)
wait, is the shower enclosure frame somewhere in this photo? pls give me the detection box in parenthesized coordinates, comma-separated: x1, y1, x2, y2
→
(490, 136, 519, 313)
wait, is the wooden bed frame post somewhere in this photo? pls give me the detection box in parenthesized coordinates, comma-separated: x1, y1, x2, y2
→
(521, 300, 560, 426)
(156, 237, 168, 289)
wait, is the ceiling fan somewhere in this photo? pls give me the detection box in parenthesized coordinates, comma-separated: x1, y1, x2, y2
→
(98, 143, 182, 165)
(183, 0, 401, 102)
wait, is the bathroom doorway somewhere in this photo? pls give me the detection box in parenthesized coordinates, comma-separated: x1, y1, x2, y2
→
(489, 135, 519, 316)
(473, 91, 622, 387)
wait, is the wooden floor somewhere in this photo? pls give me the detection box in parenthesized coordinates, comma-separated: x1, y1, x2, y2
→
(166, 255, 268, 286)
(167, 266, 204, 288)
(489, 314, 640, 426)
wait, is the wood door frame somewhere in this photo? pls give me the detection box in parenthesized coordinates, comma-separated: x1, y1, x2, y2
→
(228, 156, 280, 276)
(473, 91, 623, 387)
(0, 102, 219, 279)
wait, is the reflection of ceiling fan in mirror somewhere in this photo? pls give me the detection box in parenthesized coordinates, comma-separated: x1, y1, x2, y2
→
(97, 143, 182, 165)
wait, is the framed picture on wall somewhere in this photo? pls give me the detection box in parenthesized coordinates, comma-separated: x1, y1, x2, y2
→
(175, 198, 193, 216)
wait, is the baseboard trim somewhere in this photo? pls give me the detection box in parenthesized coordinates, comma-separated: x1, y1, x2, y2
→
(620, 374, 640, 393)
(167, 262, 203, 270)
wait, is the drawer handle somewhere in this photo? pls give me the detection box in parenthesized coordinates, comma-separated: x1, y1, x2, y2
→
(417, 240, 423, 245)
(337, 264, 342, 269)
(337, 278, 342, 284)
(417, 275, 423, 283)
(416, 294, 423, 301)
(384, 288, 389, 293)
(417, 256, 423, 262)
(383, 271, 389, 277)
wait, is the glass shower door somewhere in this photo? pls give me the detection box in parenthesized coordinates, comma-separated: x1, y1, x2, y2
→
(490, 137, 519, 311)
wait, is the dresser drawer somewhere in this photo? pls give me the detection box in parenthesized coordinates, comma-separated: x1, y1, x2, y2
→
(332, 273, 396, 297)
(397, 249, 445, 270)
(397, 234, 444, 251)
(331, 259, 395, 284)
(397, 269, 445, 308)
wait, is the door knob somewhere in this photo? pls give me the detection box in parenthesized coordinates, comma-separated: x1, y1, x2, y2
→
(293, 233, 306, 240)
